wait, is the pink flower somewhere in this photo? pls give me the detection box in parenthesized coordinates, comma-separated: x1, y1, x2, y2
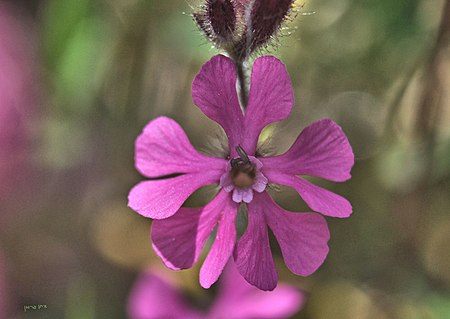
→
(128, 54, 354, 290)
(127, 262, 305, 319)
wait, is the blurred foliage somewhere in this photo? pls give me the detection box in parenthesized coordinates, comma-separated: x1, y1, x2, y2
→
(1, 0, 449, 318)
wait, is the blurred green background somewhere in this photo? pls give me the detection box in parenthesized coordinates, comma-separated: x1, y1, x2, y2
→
(1, 0, 450, 318)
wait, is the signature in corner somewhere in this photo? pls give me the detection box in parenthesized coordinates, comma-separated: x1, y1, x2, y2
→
(23, 304, 48, 312)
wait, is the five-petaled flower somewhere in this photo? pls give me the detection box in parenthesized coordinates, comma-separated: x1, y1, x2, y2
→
(128, 54, 354, 291)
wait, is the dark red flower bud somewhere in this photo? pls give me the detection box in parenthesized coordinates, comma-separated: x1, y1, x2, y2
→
(249, 0, 294, 50)
(194, 0, 295, 61)
(194, 0, 237, 43)
(209, 0, 236, 39)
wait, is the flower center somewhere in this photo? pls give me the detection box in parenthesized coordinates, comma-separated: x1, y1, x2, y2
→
(230, 145, 256, 187)
(231, 162, 256, 188)
(219, 145, 268, 204)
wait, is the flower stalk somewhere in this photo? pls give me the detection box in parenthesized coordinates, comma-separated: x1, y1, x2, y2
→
(236, 60, 249, 109)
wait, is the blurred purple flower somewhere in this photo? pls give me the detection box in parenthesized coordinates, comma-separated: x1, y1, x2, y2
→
(0, 3, 36, 199)
(128, 55, 354, 290)
(127, 262, 304, 319)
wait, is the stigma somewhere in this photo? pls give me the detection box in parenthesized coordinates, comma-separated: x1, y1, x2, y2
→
(219, 146, 268, 203)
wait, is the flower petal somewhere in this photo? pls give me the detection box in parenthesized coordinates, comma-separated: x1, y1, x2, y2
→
(261, 119, 354, 182)
(232, 187, 253, 204)
(219, 170, 234, 192)
(242, 56, 294, 154)
(192, 55, 244, 154)
(128, 172, 221, 219)
(258, 192, 330, 276)
(151, 191, 232, 270)
(136, 116, 226, 178)
(208, 262, 305, 319)
(252, 172, 268, 193)
(242, 188, 253, 203)
(233, 199, 278, 291)
(200, 200, 238, 288)
(265, 172, 352, 218)
(127, 271, 201, 319)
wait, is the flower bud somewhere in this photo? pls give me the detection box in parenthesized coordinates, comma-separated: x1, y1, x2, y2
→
(194, 0, 237, 43)
(194, 0, 295, 61)
(209, 0, 237, 39)
(248, 0, 294, 51)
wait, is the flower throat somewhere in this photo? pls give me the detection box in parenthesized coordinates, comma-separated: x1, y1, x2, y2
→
(230, 146, 256, 188)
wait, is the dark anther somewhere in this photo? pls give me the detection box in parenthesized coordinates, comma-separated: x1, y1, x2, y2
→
(231, 145, 251, 168)
(235, 145, 250, 163)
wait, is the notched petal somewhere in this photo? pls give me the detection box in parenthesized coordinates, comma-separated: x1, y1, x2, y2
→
(192, 55, 244, 154)
(128, 172, 222, 219)
(234, 200, 278, 291)
(200, 200, 238, 288)
(260, 192, 330, 276)
(261, 119, 355, 182)
(242, 56, 294, 155)
(135, 116, 225, 178)
(265, 172, 353, 218)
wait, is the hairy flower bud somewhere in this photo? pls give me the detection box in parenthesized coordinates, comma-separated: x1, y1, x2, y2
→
(194, 0, 295, 61)
(248, 0, 294, 50)
(209, 0, 236, 39)
(194, 0, 237, 44)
